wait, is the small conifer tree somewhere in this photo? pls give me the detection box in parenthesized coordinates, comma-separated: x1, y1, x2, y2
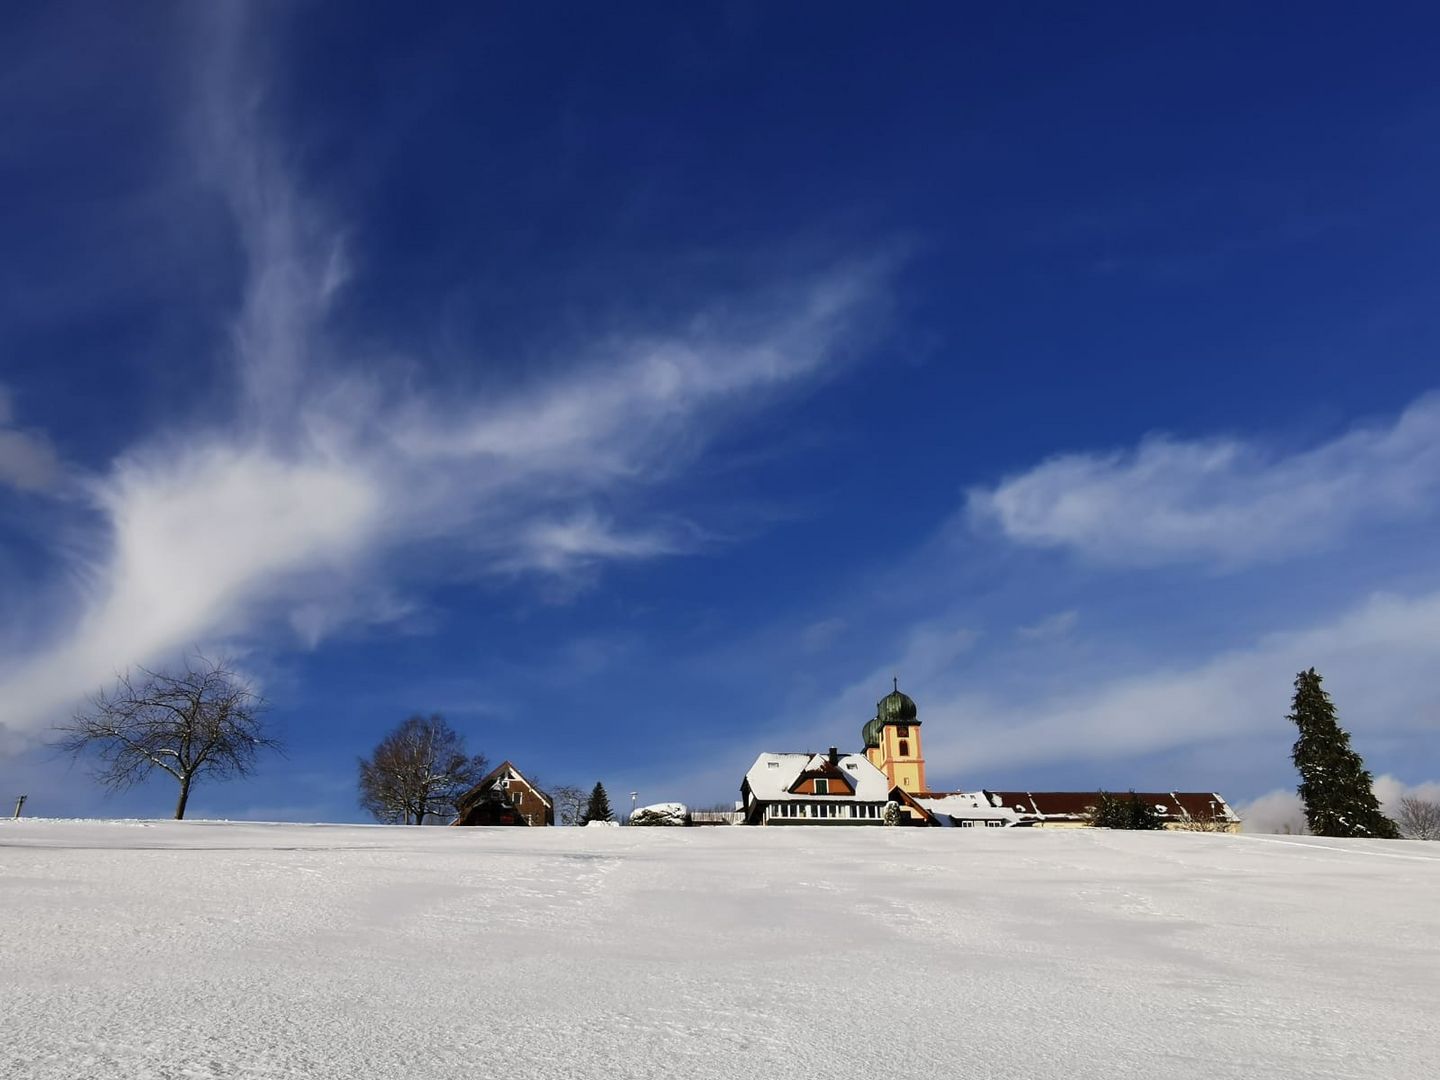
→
(1090, 790, 1164, 830)
(1289, 668, 1399, 839)
(580, 782, 614, 824)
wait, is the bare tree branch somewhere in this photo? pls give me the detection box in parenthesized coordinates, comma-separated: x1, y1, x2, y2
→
(53, 654, 281, 819)
(1397, 796, 1440, 840)
(548, 784, 587, 827)
(356, 715, 487, 825)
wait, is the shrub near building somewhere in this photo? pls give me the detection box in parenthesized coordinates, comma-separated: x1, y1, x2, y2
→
(1090, 791, 1165, 830)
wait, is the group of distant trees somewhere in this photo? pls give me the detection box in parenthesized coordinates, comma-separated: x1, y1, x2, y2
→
(350, 716, 620, 826)
(52, 654, 622, 826)
(49, 657, 1439, 838)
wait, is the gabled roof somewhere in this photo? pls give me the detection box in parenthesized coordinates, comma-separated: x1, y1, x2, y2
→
(457, 760, 552, 810)
(789, 759, 855, 795)
(743, 752, 890, 802)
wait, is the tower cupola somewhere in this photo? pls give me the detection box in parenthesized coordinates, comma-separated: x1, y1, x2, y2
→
(862, 678, 926, 793)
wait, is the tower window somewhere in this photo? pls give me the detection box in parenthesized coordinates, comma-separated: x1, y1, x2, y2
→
(898, 740, 910, 756)
(897, 725, 909, 738)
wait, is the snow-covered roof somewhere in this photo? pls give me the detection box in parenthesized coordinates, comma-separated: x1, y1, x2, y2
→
(982, 790, 1239, 823)
(743, 752, 890, 802)
(915, 793, 1019, 823)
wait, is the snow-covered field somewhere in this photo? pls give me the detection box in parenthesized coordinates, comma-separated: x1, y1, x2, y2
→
(2, 821, 1437, 1079)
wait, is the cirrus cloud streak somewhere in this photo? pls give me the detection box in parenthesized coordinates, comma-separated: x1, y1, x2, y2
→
(969, 394, 1440, 567)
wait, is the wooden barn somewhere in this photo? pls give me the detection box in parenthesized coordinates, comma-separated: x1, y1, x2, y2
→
(451, 761, 553, 826)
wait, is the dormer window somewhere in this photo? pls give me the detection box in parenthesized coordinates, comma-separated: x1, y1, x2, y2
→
(767, 761, 780, 768)
(845, 763, 858, 771)
(814, 778, 829, 795)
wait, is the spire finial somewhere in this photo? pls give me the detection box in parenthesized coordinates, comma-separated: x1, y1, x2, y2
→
(893, 675, 898, 692)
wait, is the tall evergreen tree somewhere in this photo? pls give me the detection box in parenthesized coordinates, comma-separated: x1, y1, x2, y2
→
(580, 782, 614, 824)
(1289, 668, 1399, 839)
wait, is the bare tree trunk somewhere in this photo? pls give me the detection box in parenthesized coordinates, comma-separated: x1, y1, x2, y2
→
(175, 775, 192, 820)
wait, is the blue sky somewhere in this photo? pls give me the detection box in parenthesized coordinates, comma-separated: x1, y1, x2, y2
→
(3, 2, 1438, 826)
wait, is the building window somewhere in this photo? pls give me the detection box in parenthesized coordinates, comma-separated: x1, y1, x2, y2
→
(767, 761, 780, 768)
(986, 820, 1003, 827)
(814, 778, 829, 795)
(898, 740, 909, 756)
(897, 725, 909, 738)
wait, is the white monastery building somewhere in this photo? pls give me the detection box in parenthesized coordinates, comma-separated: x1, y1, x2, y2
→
(740, 681, 1240, 830)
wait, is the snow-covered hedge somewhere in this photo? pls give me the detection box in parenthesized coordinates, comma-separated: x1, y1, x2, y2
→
(628, 803, 689, 826)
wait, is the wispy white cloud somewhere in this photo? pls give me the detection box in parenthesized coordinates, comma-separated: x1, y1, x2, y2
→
(918, 589, 1440, 780)
(1374, 774, 1440, 811)
(0, 385, 62, 492)
(1233, 789, 1308, 835)
(0, 10, 888, 747)
(1016, 609, 1078, 641)
(799, 616, 848, 654)
(968, 394, 1440, 567)
(1237, 775, 1440, 835)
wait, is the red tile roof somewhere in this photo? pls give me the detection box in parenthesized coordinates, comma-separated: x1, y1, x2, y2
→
(982, 791, 1237, 823)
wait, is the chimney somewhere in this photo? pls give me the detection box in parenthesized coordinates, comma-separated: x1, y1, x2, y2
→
(828, 746, 839, 765)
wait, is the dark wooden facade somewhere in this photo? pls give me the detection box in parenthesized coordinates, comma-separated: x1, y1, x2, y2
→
(452, 761, 554, 826)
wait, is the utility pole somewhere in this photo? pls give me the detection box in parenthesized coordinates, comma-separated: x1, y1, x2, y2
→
(12, 794, 27, 819)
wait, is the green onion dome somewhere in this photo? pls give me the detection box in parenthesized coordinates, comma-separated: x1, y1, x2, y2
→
(861, 680, 919, 748)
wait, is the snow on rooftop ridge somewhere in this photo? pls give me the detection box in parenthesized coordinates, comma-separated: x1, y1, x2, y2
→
(743, 751, 890, 801)
(916, 793, 1021, 821)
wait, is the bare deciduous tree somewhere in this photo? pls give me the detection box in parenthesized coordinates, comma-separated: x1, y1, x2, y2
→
(357, 714, 487, 825)
(548, 784, 587, 826)
(55, 655, 279, 819)
(1396, 796, 1440, 840)
(1175, 802, 1237, 833)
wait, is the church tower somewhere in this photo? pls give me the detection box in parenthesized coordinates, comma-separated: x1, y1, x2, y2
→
(861, 679, 926, 794)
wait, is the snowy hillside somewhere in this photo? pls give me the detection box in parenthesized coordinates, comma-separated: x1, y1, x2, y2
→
(2, 820, 1436, 1079)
